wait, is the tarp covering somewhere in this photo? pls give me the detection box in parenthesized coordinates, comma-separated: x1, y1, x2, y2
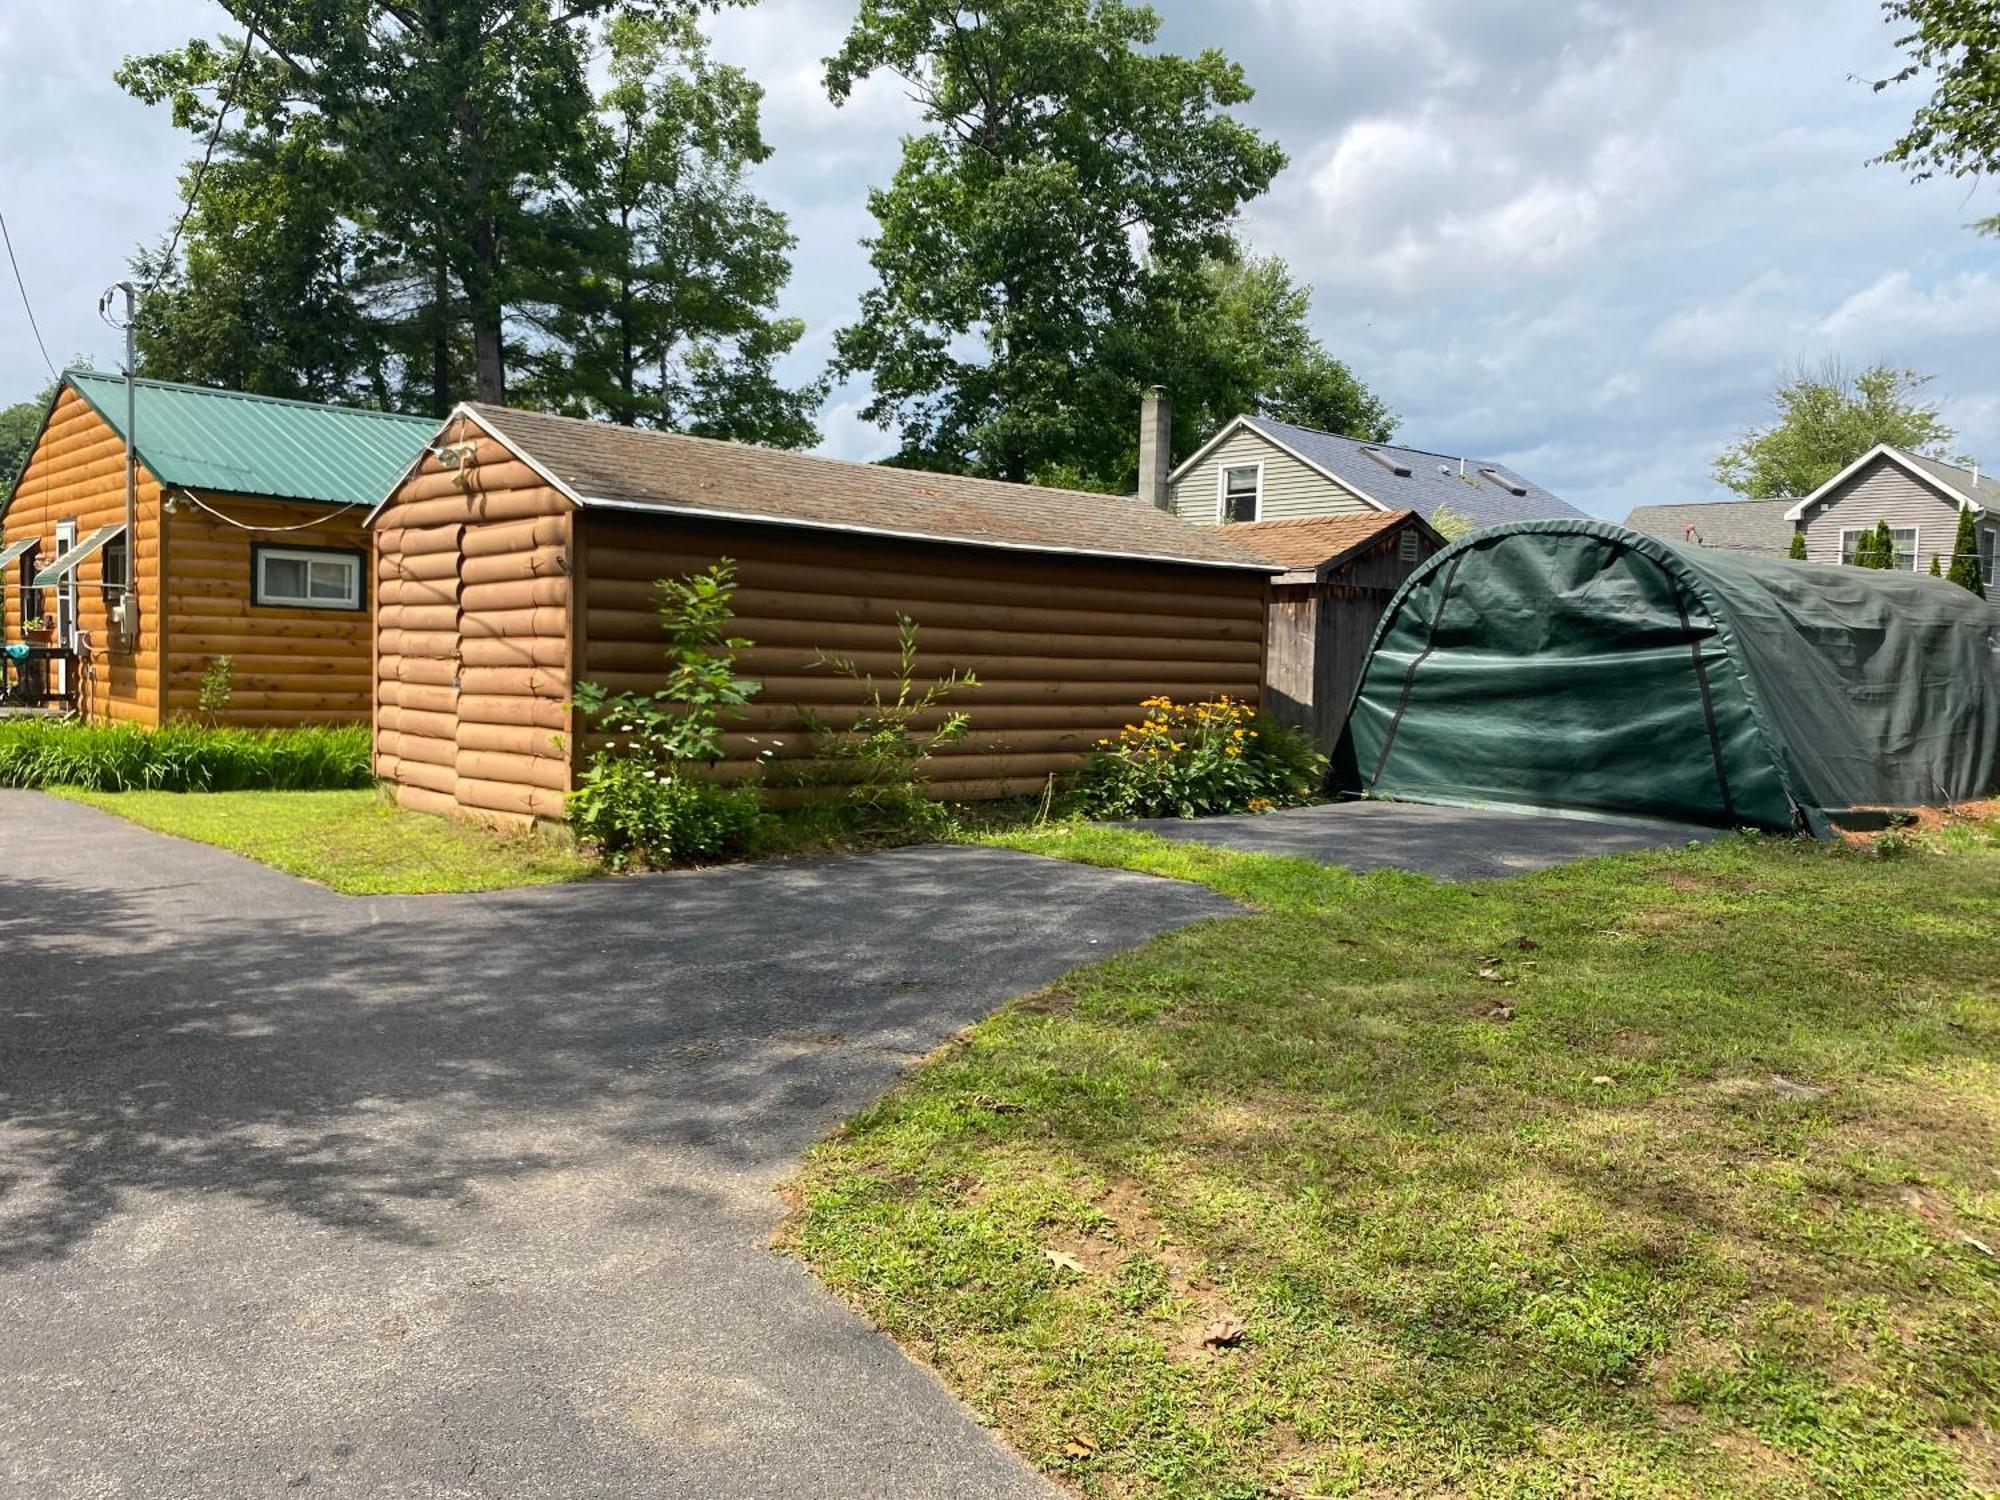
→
(1335, 519, 2000, 832)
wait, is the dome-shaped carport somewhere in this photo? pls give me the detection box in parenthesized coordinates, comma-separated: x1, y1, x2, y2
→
(1334, 519, 2000, 833)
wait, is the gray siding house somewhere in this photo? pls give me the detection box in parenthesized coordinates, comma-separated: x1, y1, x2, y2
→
(1166, 414, 1584, 531)
(1787, 444, 1996, 590)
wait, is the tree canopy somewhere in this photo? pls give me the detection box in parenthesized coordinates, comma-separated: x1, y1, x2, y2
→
(1876, 0, 2000, 233)
(825, 0, 1383, 490)
(1712, 362, 1958, 499)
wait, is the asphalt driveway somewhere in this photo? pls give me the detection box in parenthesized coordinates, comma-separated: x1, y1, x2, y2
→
(1120, 798, 1714, 878)
(0, 791, 1238, 1500)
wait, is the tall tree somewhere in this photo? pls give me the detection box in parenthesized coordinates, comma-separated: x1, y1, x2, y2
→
(1712, 361, 1958, 499)
(119, 1, 708, 414)
(516, 13, 820, 447)
(1945, 503, 1987, 597)
(1875, 0, 2000, 233)
(826, 0, 1287, 485)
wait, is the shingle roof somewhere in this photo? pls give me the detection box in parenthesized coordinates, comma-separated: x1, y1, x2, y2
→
(1208, 510, 1435, 572)
(61, 369, 436, 507)
(1623, 498, 1796, 557)
(1900, 449, 2000, 512)
(463, 404, 1275, 571)
(1235, 415, 1586, 529)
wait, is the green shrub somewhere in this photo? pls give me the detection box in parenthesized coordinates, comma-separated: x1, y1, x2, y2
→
(567, 757, 764, 870)
(0, 720, 371, 792)
(1072, 694, 1327, 819)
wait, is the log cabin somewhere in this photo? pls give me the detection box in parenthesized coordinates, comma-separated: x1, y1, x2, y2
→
(368, 404, 1279, 826)
(0, 370, 434, 724)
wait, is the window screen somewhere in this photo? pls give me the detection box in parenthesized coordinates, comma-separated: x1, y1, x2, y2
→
(253, 547, 364, 610)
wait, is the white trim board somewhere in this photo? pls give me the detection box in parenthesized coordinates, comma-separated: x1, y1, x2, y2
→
(1167, 415, 1390, 513)
(1216, 459, 1264, 524)
(1785, 444, 1990, 522)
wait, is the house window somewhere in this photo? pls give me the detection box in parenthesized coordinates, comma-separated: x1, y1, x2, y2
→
(1839, 525, 1917, 570)
(99, 532, 129, 603)
(1220, 464, 1261, 524)
(18, 542, 39, 626)
(252, 545, 365, 610)
(1980, 526, 1995, 587)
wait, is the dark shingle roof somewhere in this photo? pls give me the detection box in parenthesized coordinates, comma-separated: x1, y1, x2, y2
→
(1210, 510, 1436, 572)
(1238, 415, 1586, 529)
(1623, 498, 1797, 557)
(1899, 450, 2000, 512)
(64, 369, 435, 506)
(465, 404, 1275, 571)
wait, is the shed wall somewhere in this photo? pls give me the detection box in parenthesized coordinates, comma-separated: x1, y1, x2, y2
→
(576, 511, 1269, 801)
(1, 388, 162, 723)
(374, 425, 573, 825)
(1170, 427, 1372, 526)
(162, 494, 373, 724)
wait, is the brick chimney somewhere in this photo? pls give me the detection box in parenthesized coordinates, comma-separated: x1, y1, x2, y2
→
(1138, 386, 1172, 511)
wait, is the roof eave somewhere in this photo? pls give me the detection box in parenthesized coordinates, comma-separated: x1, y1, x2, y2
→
(1785, 443, 1986, 521)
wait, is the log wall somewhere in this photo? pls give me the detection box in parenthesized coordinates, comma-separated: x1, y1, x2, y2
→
(0, 388, 162, 723)
(162, 494, 373, 725)
(576, 512, 1270, 801)
(374, 420, 574, 826)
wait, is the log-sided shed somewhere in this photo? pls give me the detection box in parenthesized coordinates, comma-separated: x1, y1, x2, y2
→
(368, 404, 1278, 825)
(1215, 510, 1445, 753)
(1337, 519, 2000, 832)
(1, 370, 434, 724)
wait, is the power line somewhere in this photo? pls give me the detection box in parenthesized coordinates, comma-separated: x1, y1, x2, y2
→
(0, 211, 58, 381)
(148, 9, 261, 293)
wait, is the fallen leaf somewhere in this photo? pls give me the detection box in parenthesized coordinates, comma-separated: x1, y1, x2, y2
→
(1768, 1075, 1827, 1102)
(970, 1093, 1024, 1114)
(1591, 1075, 1615, 1086)
(1200, 1317, 1246, 1349)
(1961, 1234, 1996, 1259)
(1512, 937, 1542, 952)
(1062, 1435, 1099, 1459)
(1484, 1005, 1516, 1023)
(1476, 965, 1512, 984)
(1042, 1248, 1086, 1274)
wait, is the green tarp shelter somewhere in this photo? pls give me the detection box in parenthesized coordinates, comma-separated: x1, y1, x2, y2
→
(1335, 519, 2000, 833)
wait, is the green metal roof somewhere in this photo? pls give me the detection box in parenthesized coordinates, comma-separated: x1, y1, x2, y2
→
(61, 370, 437, 508)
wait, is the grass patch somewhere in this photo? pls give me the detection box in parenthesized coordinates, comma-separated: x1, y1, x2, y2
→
(786, 818, 2000, 1498)
(0, 719, 370, 791)
(52, 787, 598, 894)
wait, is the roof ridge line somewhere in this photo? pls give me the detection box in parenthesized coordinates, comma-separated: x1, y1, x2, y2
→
(68, 367, 434, 425)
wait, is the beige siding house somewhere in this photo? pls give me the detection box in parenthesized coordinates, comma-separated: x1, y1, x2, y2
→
(1166, 414, 1583, 532)
(1787, 445, 1997, 592)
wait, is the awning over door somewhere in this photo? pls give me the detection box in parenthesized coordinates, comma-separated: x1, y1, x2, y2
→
(0, 537, 35, 571)
(32, 523, 124, 587)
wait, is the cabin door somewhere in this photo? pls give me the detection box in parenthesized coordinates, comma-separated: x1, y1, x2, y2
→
(53, 518, 77, 695)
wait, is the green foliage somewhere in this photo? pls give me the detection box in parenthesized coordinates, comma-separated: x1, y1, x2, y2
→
(825, 0, 1291, 487)
(1930, 552, 1943, 576)
(0, 387, 53, 495)
(1713, 361, 1958, 499)
(1789, 530, 1809, 560)
(572, 562, 759, 767)
(1853, 518, 1900, 570)
(0, 720, 370, 792)
(515, 12, 821, 446)
(1945, 504, 1987, 597)
(1073, 695, 1326, 819)
(793, 616, 980, 840)
(1875, 0, 2000, 234)
(196, 655, 234, 722)
(566, 756, 764, 869)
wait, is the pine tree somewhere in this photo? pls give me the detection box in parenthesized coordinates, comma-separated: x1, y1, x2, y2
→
(1945, 504, 1987, 597)
(1851, 527, 1879, 567)
(1931, 553, 1943, 576)
(1872, 519, 1899, 569)
(1788, 531, 1808, 560)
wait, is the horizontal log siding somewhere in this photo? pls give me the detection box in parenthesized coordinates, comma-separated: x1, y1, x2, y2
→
(0, 388, 163, 723)
(162, 494, 372, 725)
(373, 422, 573, 826)
(577, 511, 1268, 801)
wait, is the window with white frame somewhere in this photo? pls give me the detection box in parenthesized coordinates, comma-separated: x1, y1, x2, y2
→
(1220, 464, 1261, 524)
(1980, 526, 1995, 587)
(253, 545, 364, 610)
(1838, 525, 1917, 570)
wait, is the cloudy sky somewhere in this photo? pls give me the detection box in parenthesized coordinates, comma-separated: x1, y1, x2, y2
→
(3, 0, 1996, 518)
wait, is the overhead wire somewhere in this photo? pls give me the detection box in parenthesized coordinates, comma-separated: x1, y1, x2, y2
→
(0, 211, 59, 381)
(147, 7, 262, 294)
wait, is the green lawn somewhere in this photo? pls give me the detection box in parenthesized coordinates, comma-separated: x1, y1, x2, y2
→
(784, 816, 2000, 1499)
(52, 787, 599, 894)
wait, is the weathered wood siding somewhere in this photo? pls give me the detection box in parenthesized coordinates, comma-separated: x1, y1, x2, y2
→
(0, 388, 162, 722)
(1801, 458, 1963, 571)
(1170, 426, 1372, 526)
(576, 511, 1270, 802)
(162, 495, 372, 725)
(374, 423, 573, 826)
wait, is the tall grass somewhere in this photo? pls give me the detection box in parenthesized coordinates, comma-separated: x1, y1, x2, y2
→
(0, 720, 372, 792)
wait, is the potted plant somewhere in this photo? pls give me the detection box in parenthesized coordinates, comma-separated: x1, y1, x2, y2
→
(22, 615, 53, 644)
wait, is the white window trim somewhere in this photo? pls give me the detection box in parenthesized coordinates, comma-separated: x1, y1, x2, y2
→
(253, 546, 365, 611)
(1216, 460, 1264, 524)
(1838, 524, 1920, 570)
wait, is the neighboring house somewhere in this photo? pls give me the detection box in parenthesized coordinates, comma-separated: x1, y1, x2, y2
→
(1623, 498, 1797, 557)
(1, 370, 434, 724)
(370, 404, 1277, 825)
(1786, 444, 1997, 592)
(1215, 510, 1445, 753)
(1163, 413, 1585, 531)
